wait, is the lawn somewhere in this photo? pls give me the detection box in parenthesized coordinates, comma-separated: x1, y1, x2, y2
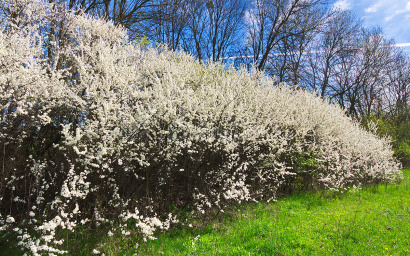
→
(136, 170, 409, 256)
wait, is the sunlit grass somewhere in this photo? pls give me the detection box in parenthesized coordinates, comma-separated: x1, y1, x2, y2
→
(136, 170, 409, 256)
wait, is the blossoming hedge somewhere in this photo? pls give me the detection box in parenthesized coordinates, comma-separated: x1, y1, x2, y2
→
(0, 0, 402, 254)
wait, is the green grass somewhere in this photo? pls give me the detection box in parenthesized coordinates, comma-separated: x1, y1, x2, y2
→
(136, 171, 410, 256)
(1, 170, 409, 255)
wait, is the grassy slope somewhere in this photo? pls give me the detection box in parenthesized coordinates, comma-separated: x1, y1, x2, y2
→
(1, 171, 409, 255)
(137, 170, 409, 256)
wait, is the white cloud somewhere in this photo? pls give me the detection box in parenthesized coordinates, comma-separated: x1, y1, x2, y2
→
(364, 0, 410, 14)
(333, 0, 351, 11)
(396, 1, 410, 13)
(363, 0, 410, 21)
(357, 0, 410, 53)
(406, 1, 410, 10)
(383, 0, 410, 21)
(394, 42, 410, 47)
(385, 15, 394, 21)
(365, 0, 383, 13)
(364, 5, 377, 13)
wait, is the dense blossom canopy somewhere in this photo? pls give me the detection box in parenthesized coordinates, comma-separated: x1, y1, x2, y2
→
(0, 0, 402, 254)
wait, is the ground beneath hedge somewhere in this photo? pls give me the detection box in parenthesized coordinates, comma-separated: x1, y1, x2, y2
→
(2, 170, 409, 255)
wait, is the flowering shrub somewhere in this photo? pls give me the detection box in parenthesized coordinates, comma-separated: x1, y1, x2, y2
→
(0, 0, 402, 254)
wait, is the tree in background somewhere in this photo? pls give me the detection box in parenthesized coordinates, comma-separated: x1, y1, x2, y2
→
(177, 0, 247, 62)
(364, 49, 410, 168)
(261, 0, 328, 84)
(242, 0, 327, 71)
(148, 0, 189, 50)
(65, 0, 152, 39)
(302, 9, 361, 97)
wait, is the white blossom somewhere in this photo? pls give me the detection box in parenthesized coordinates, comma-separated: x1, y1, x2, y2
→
(92, 249, 100, 255)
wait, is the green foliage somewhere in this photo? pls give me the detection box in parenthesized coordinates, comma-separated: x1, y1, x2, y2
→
(396, 141, 410, 168)
(294, 150, 321, 171)
(134, 35, 151, 47)
(276, 150, 323, 195)
(362, 115, 410, 168)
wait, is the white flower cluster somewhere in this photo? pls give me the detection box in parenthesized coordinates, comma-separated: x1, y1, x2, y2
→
(0, 0, 402, 254)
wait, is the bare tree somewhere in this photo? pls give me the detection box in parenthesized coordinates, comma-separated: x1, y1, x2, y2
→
(302, 9, 361, 96)
(181, 0, 246, 62)
(266, 1, 328, 84)
(204, 0, 247, 61)
(180, 0, 207, 60)
(64, 0, 152, 39)
(330, 28, 395, 118)
(243, 0, 327, 71)
(148, 0, 190, 50)
(385, 50, 410, 120)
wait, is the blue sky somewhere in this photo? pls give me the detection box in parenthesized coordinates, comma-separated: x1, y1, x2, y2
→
(333, 0, 410, 53)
